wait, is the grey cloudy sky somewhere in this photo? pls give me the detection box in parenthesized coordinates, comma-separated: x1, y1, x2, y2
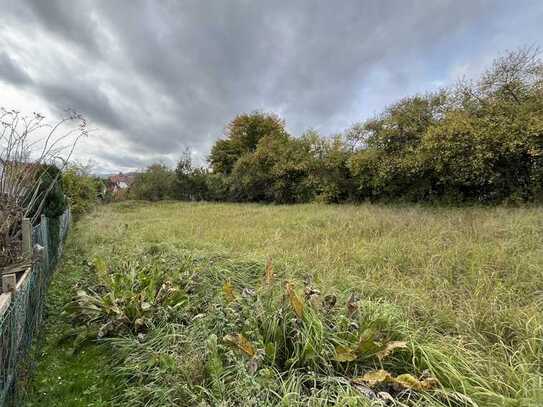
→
(1, 0, 542, 173)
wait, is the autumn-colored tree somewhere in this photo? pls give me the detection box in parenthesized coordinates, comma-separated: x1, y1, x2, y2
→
(209, 112, 288, 175)
(349, 47, 543, 203)
(419, 47, 543, 201)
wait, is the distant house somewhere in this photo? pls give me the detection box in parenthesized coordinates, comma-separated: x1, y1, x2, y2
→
(107, 173, 135, 194)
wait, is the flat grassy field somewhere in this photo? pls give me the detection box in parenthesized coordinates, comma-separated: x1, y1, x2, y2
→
(26, 201, 543, 406)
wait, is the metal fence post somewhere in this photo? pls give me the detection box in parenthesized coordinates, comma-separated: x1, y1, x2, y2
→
(40, 215, 49, 267)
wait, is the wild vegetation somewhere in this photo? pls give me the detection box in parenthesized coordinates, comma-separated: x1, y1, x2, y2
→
(62, 163, 106, 219)
(22, 229, 121, 407)
(26, 201, 543, 406)
(16, 46, 543, 406)
(130, 48, 543, 205)
(0, 109, 86, 269)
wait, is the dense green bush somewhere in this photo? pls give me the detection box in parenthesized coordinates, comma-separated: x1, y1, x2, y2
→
(229, 133, 316, 203)
(209, 112, 288, 175)
(130, 164, 176, 201)
(204, 173, 230, 201)
(348, 48, 543, 203)
(62, 164, 104, 218)
(174, 151, 210, 201)
(305, 132, 356, 203)
(29, 164, 66, 219)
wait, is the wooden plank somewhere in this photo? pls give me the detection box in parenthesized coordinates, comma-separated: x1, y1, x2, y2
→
(2, 274, 16, 293)
(15, 266, 32, 291)
(40, 215, 49, 267)
(22, 218, 32, 259)
(0, 292, 11, 315)
(1, 263, 30, 275)
(0, 265, 31, 316)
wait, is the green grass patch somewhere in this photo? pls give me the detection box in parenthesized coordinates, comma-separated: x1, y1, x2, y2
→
(22, 228, 122, 407)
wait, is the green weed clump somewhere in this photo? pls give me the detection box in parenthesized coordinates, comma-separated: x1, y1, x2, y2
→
(64, 253, 193, 341)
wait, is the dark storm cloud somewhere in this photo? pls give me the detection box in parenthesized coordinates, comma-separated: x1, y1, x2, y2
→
(40, 80, 124, 131)
(1, 0, 542, 172)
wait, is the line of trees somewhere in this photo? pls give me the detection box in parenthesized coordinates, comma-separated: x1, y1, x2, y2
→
(130, 48, 543, 204)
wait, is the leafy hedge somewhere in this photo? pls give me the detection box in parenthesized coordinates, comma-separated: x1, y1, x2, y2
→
(131, 48, 543, 205)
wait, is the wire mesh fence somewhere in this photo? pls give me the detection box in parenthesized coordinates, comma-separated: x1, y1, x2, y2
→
(0, 207, 71, 406)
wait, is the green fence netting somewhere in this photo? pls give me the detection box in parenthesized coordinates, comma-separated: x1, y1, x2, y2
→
(0, 207, 71, 406)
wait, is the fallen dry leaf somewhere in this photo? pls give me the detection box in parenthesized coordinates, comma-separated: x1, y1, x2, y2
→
(222, 281, 236, 302)
(323, 294, 337, 311)
(223, 333, 256, 357)
(394, 373, 439, 391)
(376, 341, 408, 361)
(353, 369, 393, 387)
(334, 345, 358, 362)
(355, 330, 380, 356)
(285, 281, 304, 318)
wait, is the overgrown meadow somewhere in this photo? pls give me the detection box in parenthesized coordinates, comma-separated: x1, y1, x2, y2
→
(27, 201, 543, 406)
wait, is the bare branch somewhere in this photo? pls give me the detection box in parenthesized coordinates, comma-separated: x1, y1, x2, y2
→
(0, 109, 87, 268)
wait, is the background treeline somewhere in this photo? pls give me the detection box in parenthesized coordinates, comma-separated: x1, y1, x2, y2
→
(130, 48, 543, 204)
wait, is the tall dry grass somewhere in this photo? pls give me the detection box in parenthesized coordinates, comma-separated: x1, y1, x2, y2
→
(69, 201, 543, 405)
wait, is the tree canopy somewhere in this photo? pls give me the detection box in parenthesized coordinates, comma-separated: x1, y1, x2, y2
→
(209, 112, 287, 175)
(132, 48, 543, 205)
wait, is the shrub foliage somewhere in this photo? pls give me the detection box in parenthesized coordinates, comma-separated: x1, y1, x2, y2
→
(62, 164, 105, 218)
(130, 48, 543, 205)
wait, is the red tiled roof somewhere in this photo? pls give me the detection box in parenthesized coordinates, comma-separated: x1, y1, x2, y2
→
(109, 174, 134, 185)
